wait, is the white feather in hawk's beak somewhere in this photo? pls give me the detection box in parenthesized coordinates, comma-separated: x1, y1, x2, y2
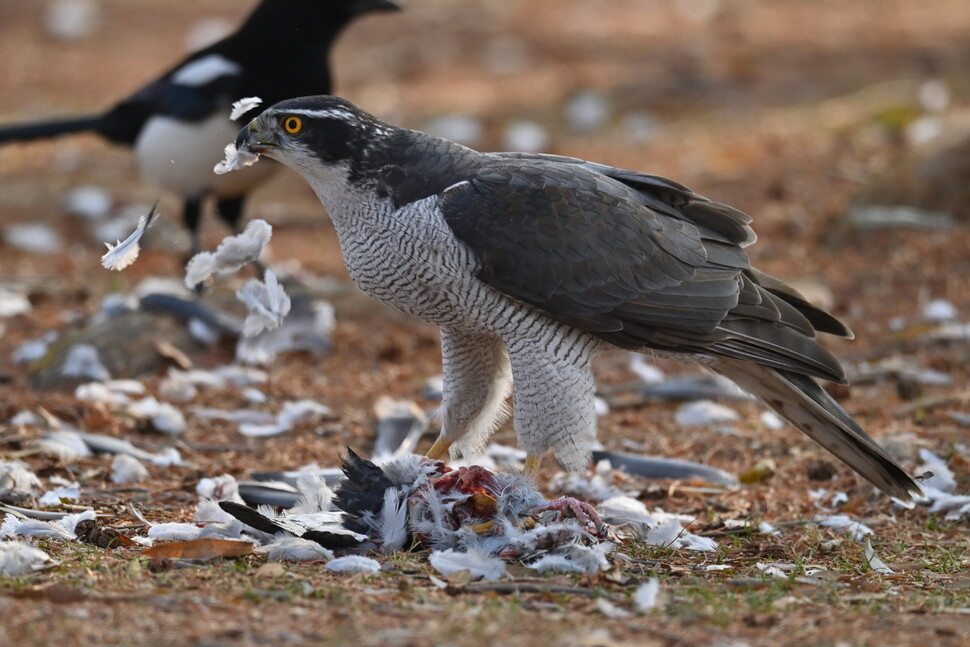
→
(214, 115, 274, 175)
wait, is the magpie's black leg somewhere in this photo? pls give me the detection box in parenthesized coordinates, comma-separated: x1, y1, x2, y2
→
(182, 196, 204, 256)
(216, 196, 246, 233)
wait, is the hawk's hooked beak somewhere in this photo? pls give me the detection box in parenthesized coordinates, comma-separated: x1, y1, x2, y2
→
(235, 119, 276, 157)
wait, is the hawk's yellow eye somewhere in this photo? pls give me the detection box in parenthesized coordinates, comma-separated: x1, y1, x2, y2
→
(283, 116, 303, 134)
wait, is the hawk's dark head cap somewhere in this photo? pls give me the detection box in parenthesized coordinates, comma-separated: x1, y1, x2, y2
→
(245, 95, 388, 165)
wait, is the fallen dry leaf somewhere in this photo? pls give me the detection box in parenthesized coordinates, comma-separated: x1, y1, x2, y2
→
(141, 538, 254, 560)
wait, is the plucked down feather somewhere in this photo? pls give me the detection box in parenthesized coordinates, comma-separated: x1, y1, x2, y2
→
(228, 95, 923, 505)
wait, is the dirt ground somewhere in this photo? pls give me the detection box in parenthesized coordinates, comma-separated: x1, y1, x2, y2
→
(1, 1, 970, 646)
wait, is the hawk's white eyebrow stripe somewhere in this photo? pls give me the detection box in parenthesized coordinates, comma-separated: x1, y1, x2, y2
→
(277, 108, 358, 121)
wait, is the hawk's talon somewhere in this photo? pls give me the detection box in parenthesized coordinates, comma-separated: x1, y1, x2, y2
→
(426, 438, 453, 461)
(534, 497, 606, 537)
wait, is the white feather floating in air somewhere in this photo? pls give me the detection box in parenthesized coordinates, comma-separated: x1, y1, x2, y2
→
(184, 219, 273, 288)
(100, 205, 159, 271)
(230, 96, 262, 121)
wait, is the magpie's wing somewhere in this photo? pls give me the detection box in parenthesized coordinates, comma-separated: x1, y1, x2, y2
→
(98, 52, 245, 143)
(439, 157, 847, 382)
(219, 501, 290, 535)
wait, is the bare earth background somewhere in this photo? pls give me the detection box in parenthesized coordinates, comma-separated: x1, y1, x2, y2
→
(1, 1, 970, 645)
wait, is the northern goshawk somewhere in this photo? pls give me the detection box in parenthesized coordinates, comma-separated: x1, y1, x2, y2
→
(227, 95, 922, 504)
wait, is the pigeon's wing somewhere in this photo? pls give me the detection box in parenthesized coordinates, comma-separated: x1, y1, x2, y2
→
(439, 158, 848, 382)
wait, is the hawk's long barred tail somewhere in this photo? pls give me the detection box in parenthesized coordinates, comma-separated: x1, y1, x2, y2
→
(712, 357, 922, 505)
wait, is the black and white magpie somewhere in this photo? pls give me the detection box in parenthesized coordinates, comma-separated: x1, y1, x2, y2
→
(226, 95, 922, 505)
(0, 0, 399, 251)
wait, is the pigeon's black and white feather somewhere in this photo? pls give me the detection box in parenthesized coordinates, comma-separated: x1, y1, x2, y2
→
(230, 95, 922, 504)
(0, 0, 399, 251)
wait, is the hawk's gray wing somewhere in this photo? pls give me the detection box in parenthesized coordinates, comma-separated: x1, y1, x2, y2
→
(439, 157, 848, 383)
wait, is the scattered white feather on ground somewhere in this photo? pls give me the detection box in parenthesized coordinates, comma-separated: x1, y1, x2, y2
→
(60, 343, 110, 381)
(0, 509, 96, 541)
(214, 142, 260, 175)
(197, 475, 243, 503)
(916, 449, 957, 493)
(633, 578, 661, 612)
(0, 540, 54, 576)
(325, 555, 381, 574)
(527, 554, 588, 574)
(597, 495, 716, 551)
(645, 518, 691, 548)
(63, 185, 112, 219)
(127, 396, 187, 435)
(35, 430, 94, 462)
(237, 399, 331, 437)
(145, 521, 243, 543)
(9, 410, 43, 427)
(429, 547, 507, 581)
(193, 407, 276, 425)
(75, 382, 132, 406)
(628, 354, 665, 384)
(258, 537, 334, 562)
(230, 96, 262, 120)
(551, 459, 631, 502)
(13, 331, 58, 364)
(158, 370, 200, 402)
(0, 287, 31, 317)
(100, 205, 159, 271)
(110, 454, 150, 484)
(674, 400, 739, 426)
(815, 515, 874, 541)
(756, 562, 790, 578)
(12, 339, 50, 364)
(760, 410, 786, 430)
(38, 479, 81, 506)
(4, 223, 63, 253)
(188, 318, 220, 345)
(242, 387, 267, 403)
(922, 299, 958, 322)
(0, 460, 42, 492)
(864, 538, 894, 574)
(184, 219, 272, 288)
(596, 598, 633, 619)
(236, 270, 291, 337)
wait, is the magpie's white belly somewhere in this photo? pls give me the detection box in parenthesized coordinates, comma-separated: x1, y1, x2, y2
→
(135, 113, 277, 199)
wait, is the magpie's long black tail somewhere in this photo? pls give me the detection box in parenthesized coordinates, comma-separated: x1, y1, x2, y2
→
(0, 115, 109, 144)
(712, 357, 923, 505)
